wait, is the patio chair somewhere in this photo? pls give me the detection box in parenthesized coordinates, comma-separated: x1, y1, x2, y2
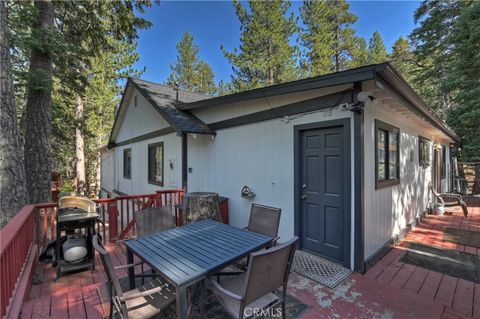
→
(92, 234, 176, 319)
(430, 185, 468, 217)
(232, 204, 281, 270)
(209, 236, 298, 319)
(135, 207, 176, 237)
(133, 207, 177, 283)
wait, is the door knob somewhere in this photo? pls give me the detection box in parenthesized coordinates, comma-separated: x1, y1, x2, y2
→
(301, 195, 307, 200)
(302, 184, 307, 189)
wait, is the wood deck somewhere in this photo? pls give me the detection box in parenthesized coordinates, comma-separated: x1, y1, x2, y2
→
(365, 197, 480, 318)
(21, 197, 480, 318)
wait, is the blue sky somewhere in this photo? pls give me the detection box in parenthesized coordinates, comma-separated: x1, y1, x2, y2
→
(134, 1, 420, 85)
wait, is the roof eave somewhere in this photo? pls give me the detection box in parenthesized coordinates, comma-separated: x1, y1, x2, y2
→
(378, 63, 459, 142)
(178, 63, 385, 110)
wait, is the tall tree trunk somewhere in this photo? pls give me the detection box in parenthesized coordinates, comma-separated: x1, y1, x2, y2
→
(75, 95, 85, 196)
(24, 0, 54, 204)
(0, 0, 29, 226)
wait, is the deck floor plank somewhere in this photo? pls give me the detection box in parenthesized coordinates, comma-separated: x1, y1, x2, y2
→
(435, 275, 458, 308)
(452, 279, 474, 317)
(50, 293, 69, 319)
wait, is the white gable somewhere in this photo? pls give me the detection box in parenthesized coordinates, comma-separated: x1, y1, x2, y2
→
(114, 87, 171, 143)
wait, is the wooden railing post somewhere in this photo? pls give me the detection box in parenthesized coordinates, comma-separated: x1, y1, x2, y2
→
(107, 202, 118, 243)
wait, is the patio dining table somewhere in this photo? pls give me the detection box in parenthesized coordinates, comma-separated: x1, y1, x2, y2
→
(124, 219, 273, 319)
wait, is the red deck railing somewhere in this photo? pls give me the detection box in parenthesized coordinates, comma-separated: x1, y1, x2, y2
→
(0, 189, 190, 319)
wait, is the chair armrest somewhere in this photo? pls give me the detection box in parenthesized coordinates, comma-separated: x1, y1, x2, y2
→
(209, 278, 243, 301)
(439, 193, 463, 200)
(114, 261, 144, 270)
(118, 284, 168, 301)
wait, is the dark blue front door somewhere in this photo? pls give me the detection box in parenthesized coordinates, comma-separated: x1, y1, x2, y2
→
(299, 125, 346, 264)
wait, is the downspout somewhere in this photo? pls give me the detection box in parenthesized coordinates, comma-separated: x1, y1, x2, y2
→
(353, 82, 365, 273)
(182, 133, 188, 191)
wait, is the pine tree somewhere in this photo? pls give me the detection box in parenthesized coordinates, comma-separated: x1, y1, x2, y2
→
(167, 32, 216, 95)
(445, 2, 480, 162)
(300, 0, 334, 75)
(196, 61, 216, 95)
(367, 31, 388, 64)
(409, 0, 469, 117)
(222, 0, 298, 91)
(348, 37, 369, 68)
(390, 36, 414, 82)
(19, 1, 155, 202)
(0, 0, 29, 225)
(167, 32, 198, 92)
(300, 0, 358, 75)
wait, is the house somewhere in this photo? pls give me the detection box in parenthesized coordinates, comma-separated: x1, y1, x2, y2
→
(100, 62, 459, 272)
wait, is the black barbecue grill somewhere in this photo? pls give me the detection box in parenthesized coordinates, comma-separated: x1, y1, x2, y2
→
(55, 196, 100, 280)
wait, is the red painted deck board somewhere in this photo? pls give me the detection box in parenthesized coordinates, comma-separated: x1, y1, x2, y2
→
(365, 197, 479, 318)
(452, 279, 475, 317)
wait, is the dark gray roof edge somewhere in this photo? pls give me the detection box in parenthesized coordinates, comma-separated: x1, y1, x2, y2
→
(107, 78, 133, 147)
(130, 77, 211, 101)
(178, 63, 387, 110)
(379, 63, 459, 142)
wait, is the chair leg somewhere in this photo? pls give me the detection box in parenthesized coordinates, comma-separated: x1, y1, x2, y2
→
(281, 300, 286, 319)
(461, 204, 468, 217)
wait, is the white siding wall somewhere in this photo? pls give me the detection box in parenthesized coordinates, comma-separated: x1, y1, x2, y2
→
(114, 133, 182, 195)
(100, 149, 115, 194)
(116, 91, 170, 143)
(188, 107, 354, 248)
(363, 100, 452, 259)
(106, 87, 182, 195)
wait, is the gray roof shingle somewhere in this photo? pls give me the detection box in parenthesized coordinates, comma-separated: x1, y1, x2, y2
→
(131, 78, 215, 135)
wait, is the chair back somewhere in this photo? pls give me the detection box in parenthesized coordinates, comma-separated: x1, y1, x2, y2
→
(242, 236, 298, 306)
(135, 207, 176, 237)
(247, 204, 281, 239)
(92, 235, 125, 299)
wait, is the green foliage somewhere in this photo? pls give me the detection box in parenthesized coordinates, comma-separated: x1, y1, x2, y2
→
(167, 32, 216, 95)
(445, 2, 480, 161)
(301, 0, 358, 74)
(222, 0, 298, 91)
(367, 31, 388, 64)
(348, 37, 369, 69)
(60, 180, 75, 193)
(390, 36, 415, 82)
(9, 0, 155, 193)
(409, 0, 469, 117)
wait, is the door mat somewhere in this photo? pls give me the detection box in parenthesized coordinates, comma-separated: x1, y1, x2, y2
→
(400, 242, 480, 283)
(291, 250, 352, 288)
(443, 228, 480, 248)
(117, 275, 310, 319)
